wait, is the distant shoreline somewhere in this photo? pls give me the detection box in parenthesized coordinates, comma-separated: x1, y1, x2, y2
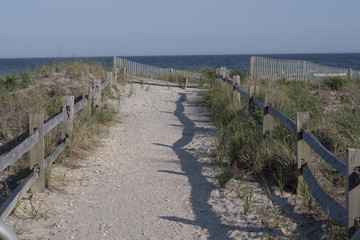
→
(1, 53, 360, 76)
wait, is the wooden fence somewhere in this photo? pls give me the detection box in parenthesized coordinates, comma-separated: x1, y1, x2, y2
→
(249, 56, 360, 81)
(0, 68, 118, 223)
(217, 67, 360, 239)
(114, 57, 202, 83)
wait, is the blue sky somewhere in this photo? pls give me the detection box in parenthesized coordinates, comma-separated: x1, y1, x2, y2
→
(1, 0, 359, 58)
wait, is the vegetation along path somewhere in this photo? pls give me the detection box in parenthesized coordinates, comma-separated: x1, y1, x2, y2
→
(7, 80, 328, 239)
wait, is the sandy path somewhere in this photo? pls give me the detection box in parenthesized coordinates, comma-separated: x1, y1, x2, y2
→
(7, 81, 329, 239)
(7, 82, 227, 239)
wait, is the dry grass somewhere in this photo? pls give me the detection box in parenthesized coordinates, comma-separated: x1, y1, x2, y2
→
(0, 59, 120, 202)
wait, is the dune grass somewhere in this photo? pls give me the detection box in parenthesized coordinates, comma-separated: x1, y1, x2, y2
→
(205, 71, 359, 238)
(0, 59, 122, 199)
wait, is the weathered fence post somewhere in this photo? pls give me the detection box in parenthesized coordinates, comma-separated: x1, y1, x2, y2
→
(346, 148, 360, 238)
(94, 79, 102, 109)
(29, 113, 45, 192)
(262, 92, 275, 135)
(248, 85, 259, 113)
(170, 68, 174, 81)
(113, 56, 118, 82)
(348, 68, 353, 81)
(233, 75, 241, 104)
(250, 56, 255, 79)
(62, 96, 74, 142)
(296, 112, 310, 195)
(82, 86, 92, 121)
(118, 58, 122, 69)
(303, 61, 307, 82)
(183, 78, 188, 90)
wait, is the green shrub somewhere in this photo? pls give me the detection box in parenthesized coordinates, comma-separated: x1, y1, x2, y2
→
(19, 67, 32, 88)
(0, 77, 4, 90)
(229, 70, 241, 78)
(325, 76, 346, 90)
(230, 69, 249, 80)
(217, 168, 234, 188)
(4, 74, 19, 91)
(201, 67, 216, 85)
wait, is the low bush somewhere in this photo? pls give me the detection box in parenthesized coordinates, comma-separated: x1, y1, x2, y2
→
(4, 74, 19, 91)
(201, 67, 216, 86)
(325, 76, 346, 90)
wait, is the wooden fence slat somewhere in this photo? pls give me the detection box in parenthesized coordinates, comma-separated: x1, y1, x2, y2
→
(44, 143, 66, 166)
(234, 84, 249, 99)
(43, 111, 67, 135)
(0, 130, 39, 172)
(250, 56, 254, 78)
(113, 56, 117, 76)
(225, 77, 233, 87)
(303, 130, 346, 175)
(303, 165, 347, 226)
(74, 98, 88, 114)
(268, 106, 296, 133)
(184, 78, 188, 90)
(101, 78, 111, 90)
(252, 97, 264, 110)
(0, 171, 38, 221)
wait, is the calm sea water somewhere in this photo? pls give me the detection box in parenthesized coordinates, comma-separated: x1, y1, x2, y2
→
(1, 53, 360, 77)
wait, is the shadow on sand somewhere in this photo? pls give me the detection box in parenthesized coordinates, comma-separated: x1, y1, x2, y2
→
(156, 92, 233, 239)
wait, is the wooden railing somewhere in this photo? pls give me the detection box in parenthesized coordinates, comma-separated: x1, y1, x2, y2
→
(0, 70, 117, 222)
(249, 56, 360, 81)
(114, 57, 202, 83)
(217, 66, 360, 238)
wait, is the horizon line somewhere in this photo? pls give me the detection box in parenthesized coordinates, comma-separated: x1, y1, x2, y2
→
(1, 52, 360, 60)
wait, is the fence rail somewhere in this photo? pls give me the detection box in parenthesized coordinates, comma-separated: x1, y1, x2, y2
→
(217, 67, 360, 238)
(249, 56, 360, 81)
(114, 57, 202, 83)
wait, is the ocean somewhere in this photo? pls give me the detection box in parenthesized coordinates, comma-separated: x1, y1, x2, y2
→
(1, 53, 360, 77)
